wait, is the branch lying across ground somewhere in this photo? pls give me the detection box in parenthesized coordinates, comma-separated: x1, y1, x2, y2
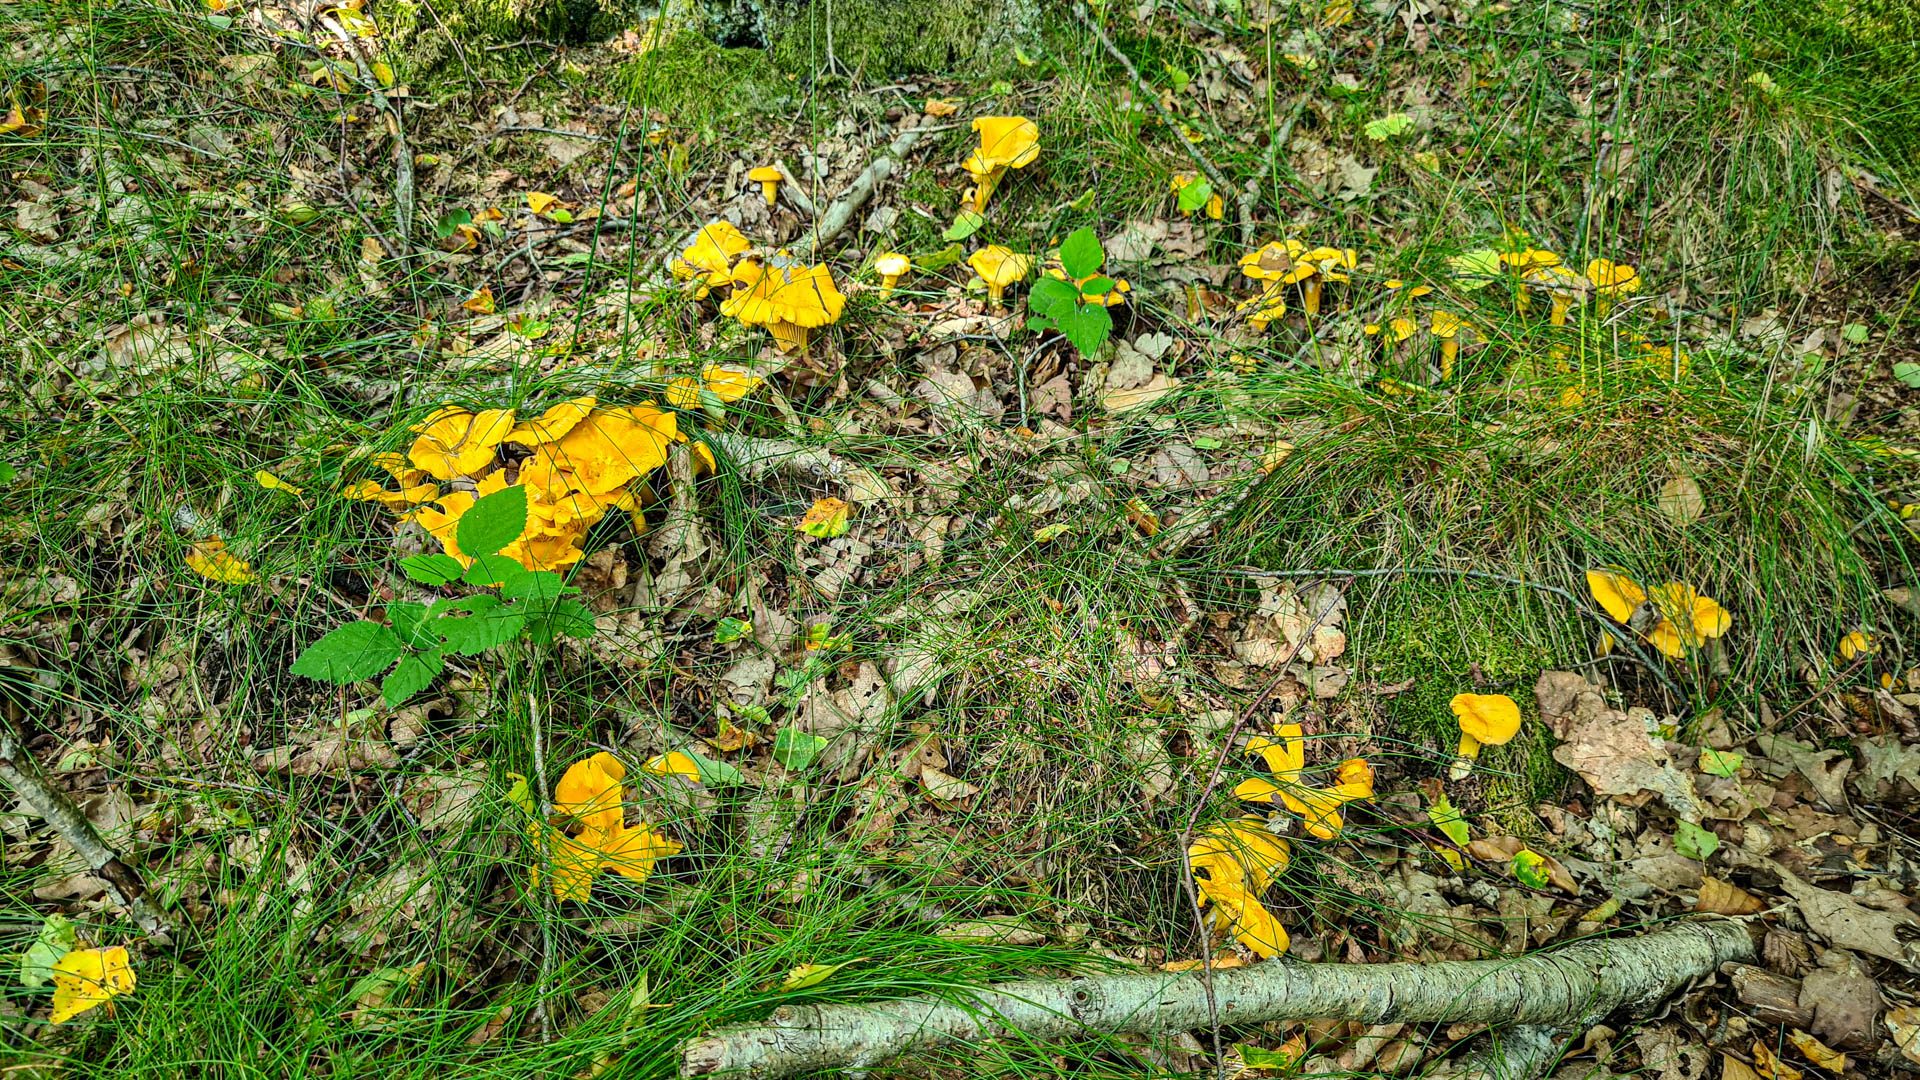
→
(679, 919, 1753, 1077)
(795, 122, 941, 257)
(0, 733, 173, 943)
(702, 430, 849, 483)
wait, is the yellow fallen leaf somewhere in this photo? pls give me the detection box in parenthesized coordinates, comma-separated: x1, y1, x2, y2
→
(186, 537, 256, 585)
(924, 98, 959, 117)
(642, 752, 702, 782)
(780, 958, 864, 991)
(1786, 1030, 1846, 1073)
(1261, 441, 1294, 474)
(1, 102, 45, 138)
(796, 497, 851, 539)
(1752, 1040, 1802, 1080)
(50, 946, 135, 1023)
(461, 286, 495, 314)
(254, 469, 303, 495)
(1124, 497, 1160, 538)
(526, 191, 560, 215)
(1033, 522, 1070, 542)
(1319, 0, 1353, 26)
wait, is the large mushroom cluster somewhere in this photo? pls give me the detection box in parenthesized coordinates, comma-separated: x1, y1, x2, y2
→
(673, 220, 846, 355)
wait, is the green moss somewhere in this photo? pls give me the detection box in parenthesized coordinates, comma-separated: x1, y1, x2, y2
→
(618, 33, 788, 129)
(761, 0, 1041, 76)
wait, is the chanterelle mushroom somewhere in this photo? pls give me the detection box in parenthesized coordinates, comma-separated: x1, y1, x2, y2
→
(967, 245, 1033, 309)
(962, 116, 1039, 214)
(722, 252, 845, 354)
(1585, 258, 1639, 313)
(1448, 693, 1521, 780)
(873, 252, 911, 296)
(747, 166, 784, 207)
(1429, 310, 1468, 379)
(671, 220, 752, 299)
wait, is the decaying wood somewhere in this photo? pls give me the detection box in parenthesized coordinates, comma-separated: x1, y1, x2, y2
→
(680, 919, 1754, 1077)
(796, 123, 933, 257)
(0, 733, 173, 943)
(1726, 963, 1815, 1028)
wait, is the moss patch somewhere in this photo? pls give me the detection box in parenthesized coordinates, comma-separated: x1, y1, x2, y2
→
(618, 32, 789, 129)
(761, 0, 1041, 77)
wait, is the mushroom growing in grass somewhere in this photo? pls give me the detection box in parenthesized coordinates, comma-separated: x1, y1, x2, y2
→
(671, 220, 752, 299)
(967, 245, 1033, 310)
(1526, 264, 1582, 326)
(1500, 247, 1560, 313)
(747, 165, 784, 207)
(962, 116, 1040, 214)
(1429, 310, 1468, 379)
(1586, 569, 1732, 659)
(722, 253, 846, 354)
(1236, 242, 1296, 329)
(873, 251, 911, 296)
(1449, 693, 1522, 781)
(1585, 258, 1640, 314)
(1295, 246, 1357, 317)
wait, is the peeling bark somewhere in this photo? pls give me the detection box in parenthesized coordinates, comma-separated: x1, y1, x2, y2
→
(680, 919, 1753, 1078)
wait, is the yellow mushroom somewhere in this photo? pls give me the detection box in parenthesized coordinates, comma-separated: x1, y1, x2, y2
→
(671, 220, 752, 299)
(967, 245, 1033, 309)
(1500, 248, 1560, 313)
(1585, 258, 1640, 314)
(1449, 693, 1522, 780)
(747, 166, 784, 207)
(1527, 264, 1582, 326)
(1236, 242, 1297, 329)
(1430, 310, 1467, 379)
(1294, 246, 1356, 317)
(962, 116, 1040, 214)
(721, 253, 846, 354)
(873, 251, 911, 296)
(1170, 172, 1224, 220)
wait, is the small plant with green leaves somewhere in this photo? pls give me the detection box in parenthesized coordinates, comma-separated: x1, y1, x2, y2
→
(1028, 226, 1124, 359)
(291, 484, 594, 706)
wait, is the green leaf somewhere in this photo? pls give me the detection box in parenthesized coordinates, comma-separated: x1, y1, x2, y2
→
(381, 648, 444, 706)
(1161, 61, 1190, 93)
(1237, 1043, 1303, 1069)
(1363, 112, 1415, 140)
(434, 600, 526, 655)
(292, 621, 403, 684)
(433, 208, 471, 239)
(502, 570, 568, 602)
(1192, 436, 1224, 450)
(1058, 226, 1105, 280)
(1027, 276, 1081, 320)
(1175, 177, 1214, 213)
(1842, 323, 1869, 345)
(19, 914, 75, 989)
(1894, 362, 1920, 389)
(464, 553, 531, 590)
(772, 727, 830, 771)
(455, 483, 528, 559)
(387, 601, 440, 650)
(539, 598, 596, 640)
(682, 749, 745, 786)
(1446, 248, 1503, 290)
(1675, 820, 1720, 861)
(1426, 793, 1471, 847)
(780, 958, 864, 991)
(1079, 275, 1116, 297)
(714, 616, 753, 644)
(1054, 300, 1113, 360)
(1510, 848, 1552, 889)
(943, 210, 985, 241)
(400, 553, 465, 586)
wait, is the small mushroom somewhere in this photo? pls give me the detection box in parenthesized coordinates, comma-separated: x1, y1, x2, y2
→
(1236, 242, 1296, 329)
(1448, 693, 1522, 781)
(1500, 248, 1560, 313)
(1585, 258, 1639, 314)
(1294, 246, 1356, 317)
(721, 253, 846, 354)
(1429, 310, 1468, 378)
(967, 245, 1033, 309)
(873, 251, 911, 296)
(1527, 265, 1582, 326)
(748, 165, 784, 207)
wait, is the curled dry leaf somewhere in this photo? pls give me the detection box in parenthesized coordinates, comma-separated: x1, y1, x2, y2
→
(1658, 475, 1705, 525)
(1695, 877, 1765, 916)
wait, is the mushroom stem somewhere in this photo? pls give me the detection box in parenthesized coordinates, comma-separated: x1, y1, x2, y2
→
(986, 284, 1007, 310)
(1440, 338, 1459, 379)
(758, 180, 780, 206)
(769, 321, 810, 354)
(1302, 279, 1323, 317)
(1448, 731, 1483, 781)
(879, 272, 903, 296)
(1550, 295, 1571, 326)
(1515, 287, 1532, 314)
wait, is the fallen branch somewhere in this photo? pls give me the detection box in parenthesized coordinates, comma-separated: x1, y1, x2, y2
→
(679, 919, 1751, 1077)
(0, 733, 173, 943)
(318, 14, 414, 244)
(795, 124, 931, 257)
(702, 430, 849, 484)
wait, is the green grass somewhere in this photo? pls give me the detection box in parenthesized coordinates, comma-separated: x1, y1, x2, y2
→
(3, 0, 1919, 1073)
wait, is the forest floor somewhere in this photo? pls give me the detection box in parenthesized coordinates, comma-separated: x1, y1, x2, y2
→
(5, 0, 1920, 1076)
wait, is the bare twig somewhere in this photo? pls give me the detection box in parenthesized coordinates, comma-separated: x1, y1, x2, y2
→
(318, 15, 414, 244)
(1070, 0, 1244, 242)
(526, 691, 555, 1043)
(0, 733, 173, 943)
(679, 919, 1754, 1078)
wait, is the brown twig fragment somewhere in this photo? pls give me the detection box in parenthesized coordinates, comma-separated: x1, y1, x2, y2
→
(795, 123, 935, 257)
(0, 733, 173, 943)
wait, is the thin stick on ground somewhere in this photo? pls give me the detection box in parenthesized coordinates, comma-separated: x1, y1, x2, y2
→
(526, 691, 556, 1043)
(1070, 0, 1249, 242)
(0, 733, 173, 943)
(317, 14, 414, 244)
(795, 122, 944, 257)
(679, 919, 1753, 1078)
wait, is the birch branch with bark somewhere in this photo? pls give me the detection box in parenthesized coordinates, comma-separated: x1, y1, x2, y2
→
(680, 919, 1752, 1078)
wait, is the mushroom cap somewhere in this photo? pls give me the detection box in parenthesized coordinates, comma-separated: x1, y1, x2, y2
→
(873, 252, 911, 276)
(1450, 693, 1523, 746)
(1301, 246, 1358, 282)
(1362, 316, 1417, 342)
(1501, 248, 1561, 272)
(673, 220, 752, 286)
(1238, 241, 1300, 283)
(1649, 581, 1731, 640)
(968, 245, 1034, 287)
(1585, 258, 1640, 293)
(1585, 568, 1648, 623)
(1384, 279, 1435, 297)
(1429, 310, 1467, 337)
(970, 116, 1040, 171)
(1526, 264, 1581, 292)
(723, 256, 846, 328)
(747, 165, 784, 183)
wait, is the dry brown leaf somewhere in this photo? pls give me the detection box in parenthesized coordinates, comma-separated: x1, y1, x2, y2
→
(1887, 1006, 1920, 1065)
(1721, 1053, 1763, 1080)
(1696, 877, 1766, 916)
(1549, 696, 1702, 818)
(1752, 1040, 1801, 1080)
(1774, 865, 1920, 967)
(1785, 1030, 1846, 1072)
